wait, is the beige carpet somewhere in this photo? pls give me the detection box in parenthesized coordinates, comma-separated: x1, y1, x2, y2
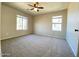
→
(1, 34, 74, 57)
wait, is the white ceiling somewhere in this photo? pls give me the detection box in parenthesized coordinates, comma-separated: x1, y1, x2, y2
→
(3, 2, 69, 15)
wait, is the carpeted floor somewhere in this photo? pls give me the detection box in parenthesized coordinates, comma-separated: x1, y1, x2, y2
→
(1, 34, 74, 57)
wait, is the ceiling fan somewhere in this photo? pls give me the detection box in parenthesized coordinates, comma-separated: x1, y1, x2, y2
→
(27, 2, 44, 12)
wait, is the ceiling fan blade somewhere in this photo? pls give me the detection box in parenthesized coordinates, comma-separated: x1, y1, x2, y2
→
(34, 4, 37, 7)
(30, 8, 34, 10)
(36, 2, 39, 4)
(37, 9, 39, 12)
(27, 4, 34, 7)
(37, 7, 44, 9)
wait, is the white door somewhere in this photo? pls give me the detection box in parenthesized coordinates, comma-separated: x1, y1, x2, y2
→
(67, 3, 79, 56)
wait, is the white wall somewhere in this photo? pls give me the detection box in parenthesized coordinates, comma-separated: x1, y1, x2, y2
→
(1, 4, 33, 40)
(34, 10, 67, 39)
(0, 2, 1, 57)
(66, 3, 79, 56)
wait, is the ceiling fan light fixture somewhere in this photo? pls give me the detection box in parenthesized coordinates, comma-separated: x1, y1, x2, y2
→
(27, 2, 44, 12)
(34, 8, 38, 11)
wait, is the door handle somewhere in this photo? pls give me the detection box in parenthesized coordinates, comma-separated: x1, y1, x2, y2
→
(75, 29, 79, 32)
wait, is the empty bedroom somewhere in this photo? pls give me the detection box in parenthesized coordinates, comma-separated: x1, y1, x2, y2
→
(0, 2, 79, 57)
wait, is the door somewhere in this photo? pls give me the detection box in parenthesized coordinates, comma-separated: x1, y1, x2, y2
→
(67, 3, 79, 56)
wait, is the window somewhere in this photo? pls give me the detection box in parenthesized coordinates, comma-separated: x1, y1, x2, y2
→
(52, 15, 62, 31)
(16, 15, 28, 30)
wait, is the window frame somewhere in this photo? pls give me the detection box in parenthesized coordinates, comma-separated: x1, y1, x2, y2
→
(16, 15, 28, 30)
(52, 15, 62, 31)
